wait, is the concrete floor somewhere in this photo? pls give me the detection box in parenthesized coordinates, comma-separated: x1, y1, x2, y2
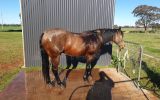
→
(0, 68, 158, 100)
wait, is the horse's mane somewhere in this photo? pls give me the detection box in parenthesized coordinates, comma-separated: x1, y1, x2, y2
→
(81, 32, 100, 44)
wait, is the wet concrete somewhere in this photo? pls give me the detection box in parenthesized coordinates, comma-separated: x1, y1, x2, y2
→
(0, 68, 158, 100)
(0, 71, 26, 100)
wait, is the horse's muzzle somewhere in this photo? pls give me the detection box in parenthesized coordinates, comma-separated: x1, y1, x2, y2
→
(119, 44, 125, 51)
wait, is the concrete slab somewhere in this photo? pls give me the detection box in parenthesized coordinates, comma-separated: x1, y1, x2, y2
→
(0, 68, 158, 100)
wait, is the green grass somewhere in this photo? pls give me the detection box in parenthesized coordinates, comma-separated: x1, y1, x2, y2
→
(123, 32, 160, 58)
(0, 31, 23, 92)
(0, 32, 23, 65)
(0, 25, 21, 32)
(0, 68, 20, 92)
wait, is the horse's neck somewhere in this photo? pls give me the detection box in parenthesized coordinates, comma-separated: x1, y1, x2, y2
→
(102, 32, 115, 44)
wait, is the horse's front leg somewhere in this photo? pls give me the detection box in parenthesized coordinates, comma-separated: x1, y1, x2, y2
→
(84, 54, 94, 81)
(88, 59, 98, 78)
(84, 54, 98, 82)
(83, 63, 90, 81)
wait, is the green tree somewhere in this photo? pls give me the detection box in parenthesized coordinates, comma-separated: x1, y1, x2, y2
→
(132, 5, 160, 31)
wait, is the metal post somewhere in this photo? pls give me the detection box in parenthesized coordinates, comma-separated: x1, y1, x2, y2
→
(138, 46, 143, 87)
(123, 49, 128, 69)
(19, 0, 26, 68)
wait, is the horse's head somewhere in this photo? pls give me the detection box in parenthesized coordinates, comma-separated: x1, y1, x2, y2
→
(112, 27, 125, 50)
(90, 28, 125, 50)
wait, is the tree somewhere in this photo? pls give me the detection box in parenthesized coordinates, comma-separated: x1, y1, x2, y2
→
(113, 25, 119, 28)
(132, 5, 160, 31)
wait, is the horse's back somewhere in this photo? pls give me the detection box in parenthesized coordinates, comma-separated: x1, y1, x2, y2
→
(42, 28, 69, 44)
(44, 28, 68, 36)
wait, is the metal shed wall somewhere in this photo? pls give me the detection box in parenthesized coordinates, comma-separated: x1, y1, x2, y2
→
(20, 0, 115, 67)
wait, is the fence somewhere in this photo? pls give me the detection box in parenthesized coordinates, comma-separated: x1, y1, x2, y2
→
(114, 41, 160, 97)
(140, 54, 160, 97)
(115, 41, 143, 88)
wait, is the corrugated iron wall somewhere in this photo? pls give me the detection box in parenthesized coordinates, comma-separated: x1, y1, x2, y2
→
(20, 0, 115, 67)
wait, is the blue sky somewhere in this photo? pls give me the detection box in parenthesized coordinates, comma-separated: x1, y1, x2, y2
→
(115, 0, 160, 26)
(0, 0, 20, 24)
(0, 0, 159, 26)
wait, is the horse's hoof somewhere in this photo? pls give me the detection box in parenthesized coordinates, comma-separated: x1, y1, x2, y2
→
(55, 81, 65, 89)
(83, 75, 87, 81)
(47, 81, 55, 87)
(83, 77, 89, 83)
(83, 79, 89, 85)
(88, 75, 93, 81)
(60, 83, 65, 89)
(47, 84, 52, 88)
(50, 80, 56, 86)
(62, 80, 67, 88)
(88, 76, 94, 84)
(47, 82, 54, 88)
(58, 82, 65, 89)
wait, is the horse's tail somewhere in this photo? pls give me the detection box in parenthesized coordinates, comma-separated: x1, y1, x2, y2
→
(39, 33, 50, 84)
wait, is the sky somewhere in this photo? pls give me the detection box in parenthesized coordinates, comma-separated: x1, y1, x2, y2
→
(0, 0, 20, 24)
(0, 0, 160, 26)
(114, 0, 160, 26)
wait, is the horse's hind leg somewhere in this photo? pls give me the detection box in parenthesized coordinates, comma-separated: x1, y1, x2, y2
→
(57, 55, 71, 77)
(62, 56, 72, 87)
(51, 56, 62, 86)
(63, 58, 78, 87)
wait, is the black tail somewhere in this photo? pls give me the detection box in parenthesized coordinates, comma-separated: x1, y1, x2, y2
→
(39, 33, 51, 84)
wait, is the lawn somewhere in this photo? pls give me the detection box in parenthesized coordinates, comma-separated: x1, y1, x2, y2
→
(0, 25, 21, 32)
(0, 31, 23, 91)
(123, 32, 160, 58)
(0, 32, 23, 67)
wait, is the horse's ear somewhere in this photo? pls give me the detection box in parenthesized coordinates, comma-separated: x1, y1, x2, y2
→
(119, 27, 121, 30)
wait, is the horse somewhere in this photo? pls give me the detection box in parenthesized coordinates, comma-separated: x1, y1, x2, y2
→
(39, 27, 125, 87)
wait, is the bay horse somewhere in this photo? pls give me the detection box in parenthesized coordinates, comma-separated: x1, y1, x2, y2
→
(39, 28, 125, 87)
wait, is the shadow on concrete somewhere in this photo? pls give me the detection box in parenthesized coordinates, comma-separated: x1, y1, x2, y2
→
(86, 71, 114, 100)
(69, 71, 114, 100)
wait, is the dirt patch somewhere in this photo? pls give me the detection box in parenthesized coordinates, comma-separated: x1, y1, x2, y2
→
(0, 59, 23, 73)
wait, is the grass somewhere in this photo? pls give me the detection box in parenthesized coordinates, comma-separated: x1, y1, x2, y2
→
(0, 68, 20, 92)
(0, 32, 23, 65)
(0, 25, 21, 32)
(0, 30, 23, 92)
(123, 32, 160, 58)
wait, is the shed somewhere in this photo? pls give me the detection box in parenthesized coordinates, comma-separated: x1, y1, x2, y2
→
(20, 0, 115, 67)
